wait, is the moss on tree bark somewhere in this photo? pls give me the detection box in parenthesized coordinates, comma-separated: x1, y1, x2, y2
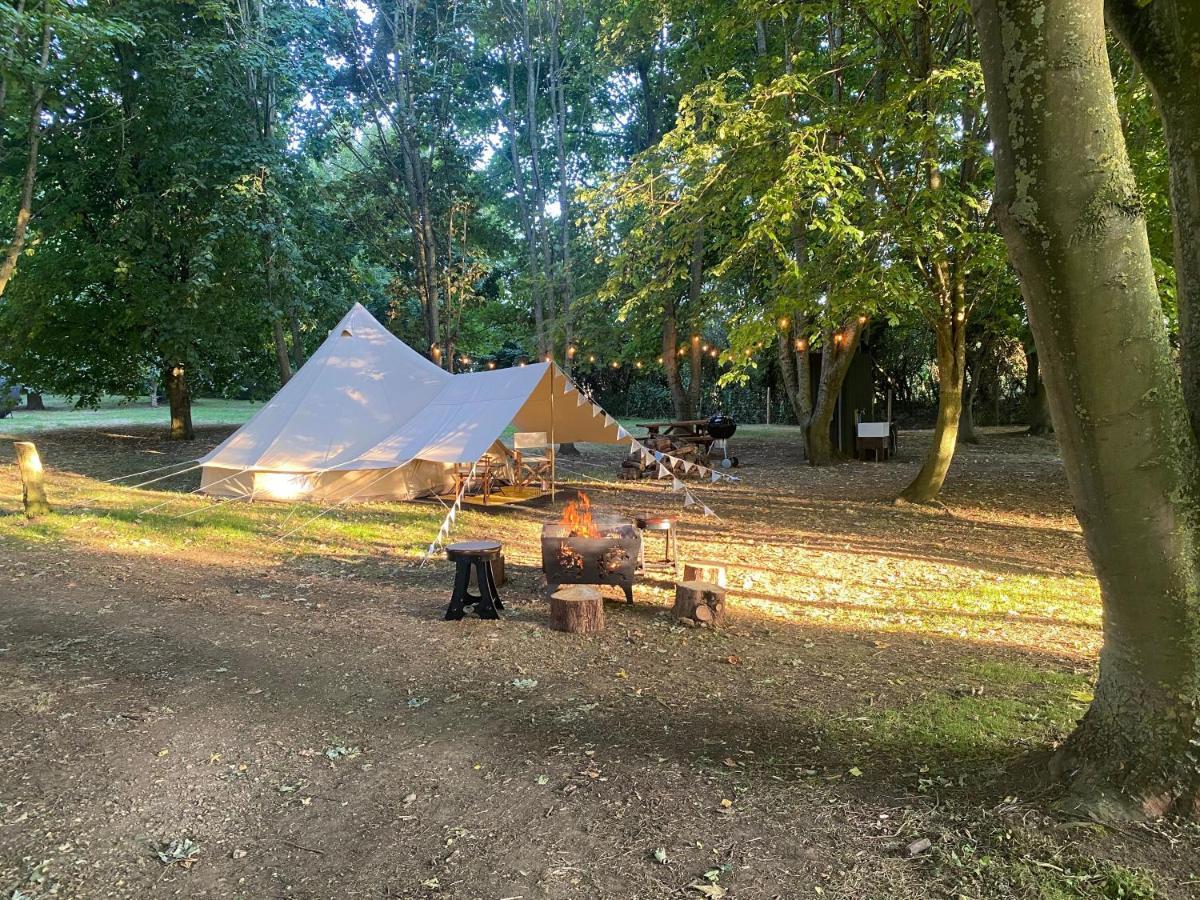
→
(973, 0, 1200, 819)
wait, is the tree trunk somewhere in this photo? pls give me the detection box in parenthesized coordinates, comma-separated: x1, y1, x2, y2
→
(24, 391, 43, 411)
(958, 335, 982, 444)
(900, 315, 966, 502)
(272, 319, 293, 385)
(662, 300, 691, 419)
(14, 441, 49, 517)
(805, 319, 862, 465)
(0, 10, 51, 299)
(777, 318, 813, 458)
(1105, 0, 1200, 448)
(686, 223, 705, 416)
(973, 0, 1200, 820)
(1025, 351, 1054, 436)
(288, 309, 306, 370)
(957, 374, 977, 444)
(164, 364, 194, 441)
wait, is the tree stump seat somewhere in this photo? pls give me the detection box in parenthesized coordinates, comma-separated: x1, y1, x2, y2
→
(672, 580, 727, 627)
(549, 585, 605, 633)
(682, 560, 727, 588)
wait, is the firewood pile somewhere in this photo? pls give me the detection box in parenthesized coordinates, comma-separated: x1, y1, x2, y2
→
(619, 435, 705, 480)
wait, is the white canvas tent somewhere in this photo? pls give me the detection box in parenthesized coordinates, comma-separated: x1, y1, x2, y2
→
(199, 304, 627, 502)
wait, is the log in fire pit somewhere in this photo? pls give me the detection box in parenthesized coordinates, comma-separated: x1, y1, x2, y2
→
(541, 493, 641, 604)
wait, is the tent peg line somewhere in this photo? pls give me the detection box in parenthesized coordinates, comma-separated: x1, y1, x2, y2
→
(103, 457, 203, 485)
(271, 463, 412, 545)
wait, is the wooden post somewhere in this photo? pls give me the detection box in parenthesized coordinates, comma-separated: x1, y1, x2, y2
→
(14, 441, 50, 517)
(549, 585, 605, 634)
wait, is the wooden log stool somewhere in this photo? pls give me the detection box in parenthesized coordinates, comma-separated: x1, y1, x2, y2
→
(682, 560, 727, 588)
(673, 580, 727, 627)
(549, 585, 605, 634)
(444, 540, 505, 621)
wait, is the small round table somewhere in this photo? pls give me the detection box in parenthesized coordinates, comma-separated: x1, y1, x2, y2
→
(444, 540, 504, 620)
(634, 515, 678, 575)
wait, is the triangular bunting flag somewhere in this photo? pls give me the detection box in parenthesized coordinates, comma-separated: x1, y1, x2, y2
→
(682, 460, 694, 473)
(653, 450, 663, 461)
(671, 477, 684, 492)
(604, 414, 616, 429)
(702, 505, 714, 517)
(657, 464, 670, 479)
(710, 471, 721, 483)
(616, 426, 629, 440)
(683, 493, 696, 507)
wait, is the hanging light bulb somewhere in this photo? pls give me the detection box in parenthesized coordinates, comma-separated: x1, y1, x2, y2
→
(657, 356, 663, 364)
(611, 360, 621, 369)
(795, 338, 807, 352)
(778, 316, 789, 329)
(588, 354, 596, 363)
(701, 343, 709, 351)
(567, 345, 577, 359)
(636, 360, 643, 368)
(487, 361, 496, 369)
(709, 349, 717, 358)
(858, 315, 868, 325)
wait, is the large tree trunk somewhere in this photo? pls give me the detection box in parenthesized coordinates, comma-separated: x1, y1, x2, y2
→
(973, 0, 1200, 820)
(1105, 0, 1200, 448)
(24, 391, 44, 411)
(164, 364, 194, 441)
(900, 313, 966, 502)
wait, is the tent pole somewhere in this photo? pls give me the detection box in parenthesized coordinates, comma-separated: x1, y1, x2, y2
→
(550, 364, 556, 503)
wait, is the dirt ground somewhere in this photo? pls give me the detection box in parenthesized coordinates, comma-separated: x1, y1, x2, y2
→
(0, 424, 1196, 899)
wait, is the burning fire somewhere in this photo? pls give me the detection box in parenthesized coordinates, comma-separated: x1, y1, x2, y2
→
(560, 491, 600, 538)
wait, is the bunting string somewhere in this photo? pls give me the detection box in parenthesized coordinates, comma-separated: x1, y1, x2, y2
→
(417, 459, 478, 565)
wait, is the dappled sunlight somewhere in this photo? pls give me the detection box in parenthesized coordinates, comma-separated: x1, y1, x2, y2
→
(0, 424, 1103, 662)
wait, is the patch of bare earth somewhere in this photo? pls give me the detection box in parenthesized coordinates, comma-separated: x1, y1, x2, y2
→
(0, 425, 1194, 898)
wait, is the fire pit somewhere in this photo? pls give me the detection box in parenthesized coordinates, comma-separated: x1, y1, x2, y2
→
(541, 493, 641, 604)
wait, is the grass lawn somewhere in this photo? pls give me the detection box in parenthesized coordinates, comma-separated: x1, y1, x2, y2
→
(0, 396, 260, 434)
(0, 424, 1192, 898)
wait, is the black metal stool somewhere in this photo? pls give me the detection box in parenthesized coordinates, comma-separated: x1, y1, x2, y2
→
(634, 515, 678, 575)
(444, 540, 505, 621)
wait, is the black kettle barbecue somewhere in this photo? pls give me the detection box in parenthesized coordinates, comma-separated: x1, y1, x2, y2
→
(705, 413, 738, 467)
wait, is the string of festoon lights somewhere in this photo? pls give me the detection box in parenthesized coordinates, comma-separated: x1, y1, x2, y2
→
(439, 311, 868, 372)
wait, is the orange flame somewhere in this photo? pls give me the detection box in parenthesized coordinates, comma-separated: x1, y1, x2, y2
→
(560, 491, 599, 538)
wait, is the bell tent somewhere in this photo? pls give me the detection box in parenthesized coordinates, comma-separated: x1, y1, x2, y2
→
(198, 304, 627, 502)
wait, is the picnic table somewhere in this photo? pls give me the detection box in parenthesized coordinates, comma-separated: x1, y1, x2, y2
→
(636, 419, 709, 438)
